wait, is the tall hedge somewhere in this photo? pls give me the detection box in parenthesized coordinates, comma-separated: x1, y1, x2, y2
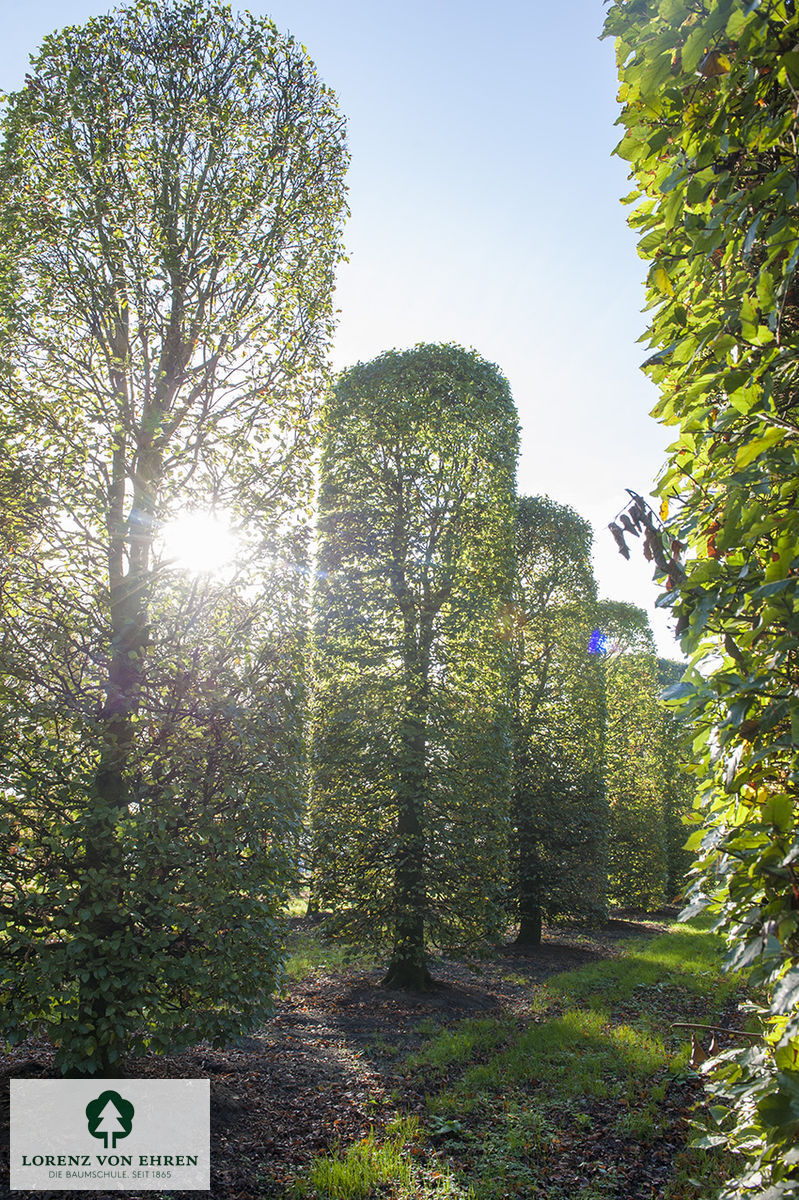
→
(309, 344, 518, 988)
(512, 496, 607, 943)
(604, 0, 799, 1192)
(0, 0, 347, 1073)
(602, 601, 668, 912)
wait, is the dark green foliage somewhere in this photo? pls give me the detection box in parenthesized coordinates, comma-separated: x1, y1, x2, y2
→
(0, 0, 347, 1072)
(309, 344, 518, 986)
(604, 0, 799, 1190)
(511, 497, 606, 943)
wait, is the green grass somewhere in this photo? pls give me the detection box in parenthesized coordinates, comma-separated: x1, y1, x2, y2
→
(281, 910, 377, 983)
(289, 920, 747, 1200)
(544, 922, 742, 1010)
(299, 1123, 413, 1199)
(405, 1016, 518, 1074)
(425, 1008, 672, 1121)
(420, 922, 744, 1199)
(282, 929, 376, 982)
(281, 895, 377, 982)
(290, 1117, 468, 1200)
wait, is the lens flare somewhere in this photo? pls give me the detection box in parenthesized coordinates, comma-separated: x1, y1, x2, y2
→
(158, 511, 239, 575)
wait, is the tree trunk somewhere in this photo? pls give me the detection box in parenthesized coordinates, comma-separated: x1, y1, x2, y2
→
(76, 405, 164, 1072)
(515, 909, 543, 946)
(514, 790, 544, 947)
(384, 611, 434, 990)
(382, 953, 433, 991)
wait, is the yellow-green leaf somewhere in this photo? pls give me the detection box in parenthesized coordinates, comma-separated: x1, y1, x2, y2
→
(735, 427, 787, 470)
(698, 50, 731, 77)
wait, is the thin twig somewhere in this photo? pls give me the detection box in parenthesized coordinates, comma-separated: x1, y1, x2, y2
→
(670, 1021, 761, 1040)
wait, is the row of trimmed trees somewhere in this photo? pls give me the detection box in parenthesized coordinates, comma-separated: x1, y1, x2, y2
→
(0, 0, 691, 1075)
(306, 343, 694, 988)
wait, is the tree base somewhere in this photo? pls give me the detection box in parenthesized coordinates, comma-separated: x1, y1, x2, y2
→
(514, 914, 543, 947)
(381, 959, 435, 991)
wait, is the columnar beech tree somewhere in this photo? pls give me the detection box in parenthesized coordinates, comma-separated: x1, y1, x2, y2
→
(601, 601, 668, 912)
(0, 0, 347, 1072)
(309, 344, 518, 988)
(511, 496, 606, 945)
(658, 657, 697, 901)
(604, 0, 799, 1188)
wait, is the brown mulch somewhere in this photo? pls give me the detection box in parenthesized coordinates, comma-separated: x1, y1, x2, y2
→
(0, 916, 678, 1200)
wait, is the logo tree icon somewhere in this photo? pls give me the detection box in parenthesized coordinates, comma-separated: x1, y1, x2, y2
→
(86, 1090, 135, 1149)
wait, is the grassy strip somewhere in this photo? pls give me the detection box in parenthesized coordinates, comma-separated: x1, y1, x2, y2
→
(288, 922, 747, 1200)
(291, 1116, 470, 1200)
(294, 1117, 417, 1199)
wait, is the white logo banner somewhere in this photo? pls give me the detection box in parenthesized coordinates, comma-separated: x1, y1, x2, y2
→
(10, 1079, 210, 1191)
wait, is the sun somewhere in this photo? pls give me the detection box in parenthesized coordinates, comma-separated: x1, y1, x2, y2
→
(158, 510, 240, 575)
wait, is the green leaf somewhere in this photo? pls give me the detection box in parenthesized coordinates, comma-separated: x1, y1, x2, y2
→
(661, 681, 695, 703)
(734, 427, 786, 470)
(691, 1133, 728, 1148)
(682, 26, 711, 74)
(772, 969, 799, 1015)
(744, 215, 762, 257)
(726, 9, 748, 38)
(757, 1071, 799, 1133)
(615, 134, 645, 163)
(752, 579, 795, 599)
(781, 51, 799, 89)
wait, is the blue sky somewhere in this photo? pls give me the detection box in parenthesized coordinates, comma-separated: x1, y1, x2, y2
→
(2, 0, 679, 656)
